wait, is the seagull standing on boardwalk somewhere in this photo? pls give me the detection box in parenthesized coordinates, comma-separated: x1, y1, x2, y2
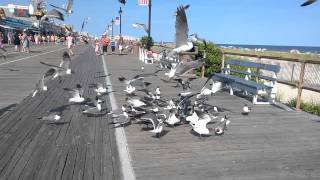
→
(49, 0, 74, 15)
(64, 84, 85, 103)
(82, 97, 103, 114)
(242, 104, 251, 115)
(215, 116, 230, 136)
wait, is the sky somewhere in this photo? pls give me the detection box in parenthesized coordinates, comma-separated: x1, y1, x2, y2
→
(2, 0, 320, 46)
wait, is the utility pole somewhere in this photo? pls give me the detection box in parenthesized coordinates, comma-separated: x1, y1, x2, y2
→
(147, 0, 152, 50)
(118, 7, 123, 37)
(111, 18, 114, 37)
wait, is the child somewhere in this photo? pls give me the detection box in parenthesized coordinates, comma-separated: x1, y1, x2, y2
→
(94, 37, 100, 56)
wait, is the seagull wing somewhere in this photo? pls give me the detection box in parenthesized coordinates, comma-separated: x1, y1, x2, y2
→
(140, 114, 158, 130)
(118, 0, 126, 5)
(175, 59, 205, 76)
(136, 23, 148, 33)
(43, 9, 64, 21)
(40, 61, 65, 69)
(66, 0, 73, 13)
(44, 68, 56, 79)
(49, 4, 67, 13)
(175, 5, 189, 47)
(301, 0, 317, 6)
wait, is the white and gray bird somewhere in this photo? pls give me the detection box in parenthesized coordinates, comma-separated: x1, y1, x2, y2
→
(214, 116, 230, 136)
(64, 84, 85, 103)
(170, 5, 193, 56)
(40, 51, 72, 81)
(89, 82, 108, 95)
(82, 97, 103, 114)
(190, 113, 212, 137)
(132, 23, 149, 34)
(242, 104, 251, 115)
(31, 68, 56, 97)
(165, 109, 180, 126)
(42, 9, 64, 21)
(140, 113, 165, 137)
(165, 59, 205, 79)
(49, 0, 73, 15)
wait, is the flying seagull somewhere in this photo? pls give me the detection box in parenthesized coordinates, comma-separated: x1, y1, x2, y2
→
(301, 0, 317, 6)
(118, 0, 126, 5)
(190, 33, 207, 49)
(82, 97, 103, 114)
(171, 5, 193, 55)
(31, 68, 56, 97)
(49, 0, 73, 15)
(40, 51, 72, 81)
(132, 23, 149, 34)
(165, 58, 206, 79)
(42, 9, 64, 21)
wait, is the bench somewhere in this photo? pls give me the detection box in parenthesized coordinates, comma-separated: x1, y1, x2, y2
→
(212, 59, 281, 104)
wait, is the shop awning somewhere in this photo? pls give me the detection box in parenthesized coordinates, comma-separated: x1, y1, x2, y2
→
(0, 24, 15, 29)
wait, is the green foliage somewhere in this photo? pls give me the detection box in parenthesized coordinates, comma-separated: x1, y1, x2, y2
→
(140, 36, 154, 50)
(196, 42, 223, 77)
(287, 98, 320, 116)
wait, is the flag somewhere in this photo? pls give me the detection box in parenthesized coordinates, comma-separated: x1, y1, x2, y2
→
(138, 0, 149, 6)
(115, 16, 120, 25)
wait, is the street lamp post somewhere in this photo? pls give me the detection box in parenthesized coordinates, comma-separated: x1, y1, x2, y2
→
(148, 0, 152, 40)
(118, 7, 123, 37)
(111, 18, 114, 37)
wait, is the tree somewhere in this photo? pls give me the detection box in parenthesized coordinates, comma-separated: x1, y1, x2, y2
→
(140, 36, 154, 50)
(196, 42, 223, 77)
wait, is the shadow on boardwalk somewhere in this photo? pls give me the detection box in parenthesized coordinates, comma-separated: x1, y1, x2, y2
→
(0, 47, 120, 180)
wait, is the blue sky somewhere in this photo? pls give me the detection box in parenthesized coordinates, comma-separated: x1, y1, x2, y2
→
(2, 0, 320, 46)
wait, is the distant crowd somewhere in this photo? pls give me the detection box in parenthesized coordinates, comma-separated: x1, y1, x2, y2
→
(0, 30, 78, 59)
(94, 34, 135, 56)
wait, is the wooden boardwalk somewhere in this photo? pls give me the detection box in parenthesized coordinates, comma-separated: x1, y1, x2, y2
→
(0, 46, 120, 180)
(1, 46, 320, 180)
(106, 54, 320, 180)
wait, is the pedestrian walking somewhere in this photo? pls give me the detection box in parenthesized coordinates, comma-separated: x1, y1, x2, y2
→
(0, 32, 8, 59)
(110, 40, 116, 54)
(13, 32, 21, 52)
(94, 37, 101, 56)
(7, 32, 12, 45)
(21, 31, 30, 53)
(66, 33, 75, 56)
(100, 34, 110, 55)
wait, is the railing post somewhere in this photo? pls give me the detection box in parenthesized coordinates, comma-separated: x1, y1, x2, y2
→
(296, 61, 306, 110)
(221, 52, 225, 72)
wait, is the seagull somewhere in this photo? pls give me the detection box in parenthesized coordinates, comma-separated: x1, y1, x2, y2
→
(89, 83, 108, 95)
(64, 84, 85, 103)
(165, 109, 180, 126)
(82, 97, 103, 114)
(155, 87, 161, 95)
(41, 9, 64, 21)
(199, 87, 215, 96)
(190, 113, 212, 137)
(170, 5, 193, 56)
(119, 76, 152, 91)
(301, 0, 317, 6)
(242, 104, 251, 115)
(38, 112, 68, 125)
(132, 23, 149, 34)
(40, 51, 72, 82)
(124, 84, 136, 94)
(186, 105, 199, 124)
(49, 0, 73, 15)
(214, 116, 230, 136)
(126, 98, 147, 108)
(31, 68, 56, 97)
(140, 113, 165, 137)
(165, 59, 206, 79)
(118, 0, 126, 5)
(190, 33, 207, 49)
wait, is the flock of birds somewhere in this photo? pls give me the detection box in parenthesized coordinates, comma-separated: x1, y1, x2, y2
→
(33, 51, 111, 124)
